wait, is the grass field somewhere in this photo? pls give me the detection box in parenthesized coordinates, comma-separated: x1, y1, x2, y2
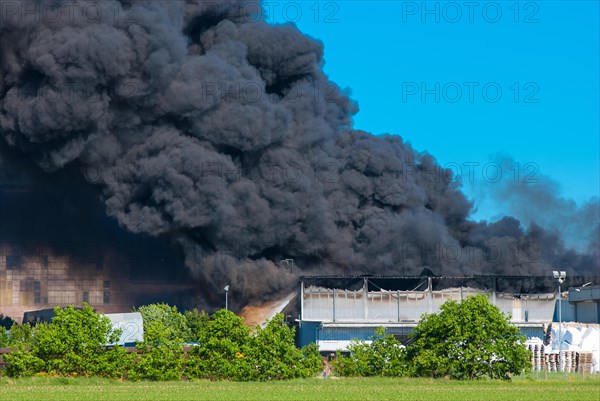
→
(1, 375, 599, 401)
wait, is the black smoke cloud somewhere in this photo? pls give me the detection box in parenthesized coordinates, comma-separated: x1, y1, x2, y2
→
(0, 1, 597, 307)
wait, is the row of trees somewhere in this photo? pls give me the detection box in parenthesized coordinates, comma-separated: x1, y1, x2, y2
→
(0, 305, 322, 381)
(1, 295, 532, 381)
(334, 295, 532, 380)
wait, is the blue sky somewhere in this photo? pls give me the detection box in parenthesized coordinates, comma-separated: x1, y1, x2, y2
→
(267, 1, 600, 221)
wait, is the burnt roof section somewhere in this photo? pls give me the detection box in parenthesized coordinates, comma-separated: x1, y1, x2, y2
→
(300, 275, 599, 293)
(300, 274, 594, 279)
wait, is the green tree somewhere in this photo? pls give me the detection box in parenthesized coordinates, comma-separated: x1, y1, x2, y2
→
(3, 322, 48, 377)
(6, 323, 37, 348)
(33, 304, 122, 375)
(186, 311, 321, 381)
(407, 294, 531, 380)
(136, 304, 191, 343)
(334, 327, 407, 377)
(3, 304, 129, 378)
(186, 309, 251, 380)
(184, 309, 210, 342)
(246, 314, 322, 380)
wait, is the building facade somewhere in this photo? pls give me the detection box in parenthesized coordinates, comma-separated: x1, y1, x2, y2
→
(298, 275, 565, 352)
(0, 242, 195, 322)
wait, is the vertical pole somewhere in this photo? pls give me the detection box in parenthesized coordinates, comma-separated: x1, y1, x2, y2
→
(558, 281, 562, 372)
(397, 290, 400, 322)
(300, 279, 304, 321)
(225, 290, 228, 311)
(332, 288, 336, 322)
(427, 277, 433, 314)
(363, 278, 368, 320)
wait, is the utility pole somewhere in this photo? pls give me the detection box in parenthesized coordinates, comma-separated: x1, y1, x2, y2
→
(552, 271, 566, 372)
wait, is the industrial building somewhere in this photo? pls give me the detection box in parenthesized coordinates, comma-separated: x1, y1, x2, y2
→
(297, 275, 598, 353)
(0, 152, 203, 323)
(566, 284, 600, 323)
(0, 241, 196, 323)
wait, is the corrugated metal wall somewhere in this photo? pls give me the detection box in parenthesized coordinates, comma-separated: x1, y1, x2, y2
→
(302, 285, 557, 323)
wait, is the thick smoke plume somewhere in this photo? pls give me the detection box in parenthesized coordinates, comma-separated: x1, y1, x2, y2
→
(1, 1, 597, 308)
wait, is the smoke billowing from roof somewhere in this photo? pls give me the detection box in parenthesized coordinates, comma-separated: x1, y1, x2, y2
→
(1, 1, 597, 307)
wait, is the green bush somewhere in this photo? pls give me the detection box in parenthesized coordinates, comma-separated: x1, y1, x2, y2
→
(7, 322, 37, 348)
(32, 304, 121, 376)
(3, 350, 44, 378)
(186, 311, 321, 381)
(92, 346, 135, 380)
(247, 314, 322, 380)
(186, 309, 251, 380)
(407, 294, 531, 380)
(2, 304, 127, 378)
(0, 328, 7, 347)
(184, 309, 210, 342)
(334, 327, 408, 377)
(0, 306, 342, 381)
(2, 323, 41, 376)
(136, 304, 192, 343)
(130, 341, 184, 381)
(300, 343, 323, 375)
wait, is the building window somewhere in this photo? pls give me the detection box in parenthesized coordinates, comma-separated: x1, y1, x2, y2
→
(7, 255, 21, 270)
(103, 281, 110, 304)
(34, 280, 41, 304)
(41, 255, 49, 268)
(82, 291, 89, 304)
(7, 255, 21, 269)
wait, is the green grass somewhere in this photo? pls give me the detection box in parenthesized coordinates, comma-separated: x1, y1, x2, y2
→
(0, 375, 599, 401)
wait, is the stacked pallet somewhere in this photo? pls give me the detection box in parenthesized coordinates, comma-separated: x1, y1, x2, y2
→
(562, 351, 578, 372)
(525, 330, 598, 373)
(542, 351, 595, 372)
(545, 353, 558, 371)
(526, 342, 544, 371)
(576, 352, 594, 373)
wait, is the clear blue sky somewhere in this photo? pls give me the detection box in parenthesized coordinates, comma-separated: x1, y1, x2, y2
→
(268, 1, 599, 221)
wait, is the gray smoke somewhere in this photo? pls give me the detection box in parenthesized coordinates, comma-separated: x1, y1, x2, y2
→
(470, 155, 599, 254)
(1, 1, 597, 307)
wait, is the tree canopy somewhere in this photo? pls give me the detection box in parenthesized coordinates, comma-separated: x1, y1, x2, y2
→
(407, 294, 531, 379)
(135, 303, 192, 343)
